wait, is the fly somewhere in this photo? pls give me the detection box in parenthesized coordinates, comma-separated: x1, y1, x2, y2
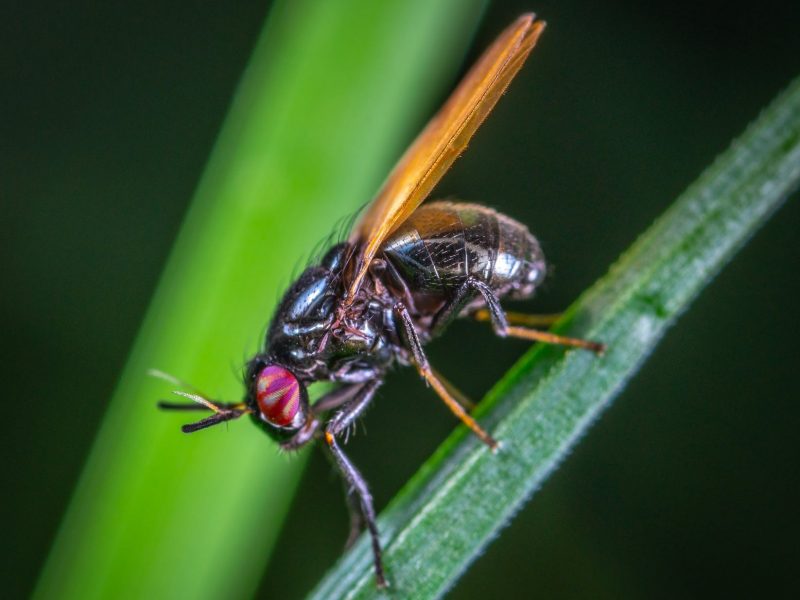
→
(159, 13, 604, 588)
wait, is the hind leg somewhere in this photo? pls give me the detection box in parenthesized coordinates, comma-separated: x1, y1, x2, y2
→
(472, 308, 559, 328)
(436, 276, 605, 354)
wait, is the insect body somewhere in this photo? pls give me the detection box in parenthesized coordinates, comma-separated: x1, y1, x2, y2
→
(160, 14, 603, 588)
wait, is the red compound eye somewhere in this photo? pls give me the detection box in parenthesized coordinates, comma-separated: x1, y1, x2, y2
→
(256, 365, 302, 427)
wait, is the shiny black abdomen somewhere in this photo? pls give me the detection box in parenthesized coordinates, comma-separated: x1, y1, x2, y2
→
(381, 201, 546, 315)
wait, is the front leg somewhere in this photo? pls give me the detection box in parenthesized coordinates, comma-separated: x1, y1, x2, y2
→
(325, 432, 386, 588)
(279, 384, 362, 452)
(279, 417, 320, 452)
(321, 380, 387, 587)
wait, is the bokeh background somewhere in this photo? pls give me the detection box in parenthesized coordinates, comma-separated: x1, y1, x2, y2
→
(3, 1, 799, 598)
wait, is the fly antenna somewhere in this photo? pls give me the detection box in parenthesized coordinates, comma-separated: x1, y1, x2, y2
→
(169, 390, 220, 412)
(147, 368, 211, 398)
(177, 408, 248, 433)
(153, 374, 251, 433)
(158, 391, 251, 433)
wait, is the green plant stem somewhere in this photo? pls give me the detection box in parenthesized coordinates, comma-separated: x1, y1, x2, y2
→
(309, 78, 800, 599)
(33, 2, 486, 598)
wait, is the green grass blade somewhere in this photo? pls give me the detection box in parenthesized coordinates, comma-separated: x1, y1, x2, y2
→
(33, 1, 486, 598)
(308, 77, 800, 599)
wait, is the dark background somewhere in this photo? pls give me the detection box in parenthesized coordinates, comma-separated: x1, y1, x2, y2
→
(3, 1, 799, 598)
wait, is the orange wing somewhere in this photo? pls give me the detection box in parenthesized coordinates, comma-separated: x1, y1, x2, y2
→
(346, 13, 546, 301)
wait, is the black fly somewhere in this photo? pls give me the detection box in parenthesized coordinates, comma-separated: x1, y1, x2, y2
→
(159, 15, 603, 588)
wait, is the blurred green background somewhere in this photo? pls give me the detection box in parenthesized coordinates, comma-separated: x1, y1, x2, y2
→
(3, 1, 799, 598)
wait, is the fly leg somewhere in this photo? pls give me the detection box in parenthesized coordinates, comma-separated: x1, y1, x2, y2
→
(280, 384, 365, 452)
(311, 384, 369, 550)
(432, 366, 475, 411)
(394, 302, 499, 451)
(278, 382, 380, 572)
(471, 278, 605, 353)
(473, 308, 560, 328)
(279, 417, 321, 452)
(437, 276, 605, 354)
(318, 432, 366, 551)
(341, 477, 366, 551)
(322, 380, 387, 588)
(312, 383, 364, 415)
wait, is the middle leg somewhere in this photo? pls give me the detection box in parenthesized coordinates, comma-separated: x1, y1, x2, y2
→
(394, 301, 498, 450)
